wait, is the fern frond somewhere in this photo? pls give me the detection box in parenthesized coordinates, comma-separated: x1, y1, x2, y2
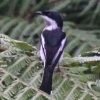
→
(10, 21, 28, 39)
(19, 0, 31, 17)
(0, 18, 20, 34)
(7, 0, 19, 16)
(0, 91, 11, 100)
(79, 0, 96, 16)
(26, 24, 44, 44)
(0, 1, 100, 99)
(0, 0, 10, 9)
(50, 0, 70, 11)
(65, 29, 100, 55)
(91, 1, 100, 24)
(74, 56, 100, 63)
(0, 68, 55, 100)
(74, 43, 89, 56)
(12, 40, 37, 51)
(19, 23, 35, 41)
(7, 55, 31, 76)
(32, 0, 48, 11)
(65, 38, 81, 53)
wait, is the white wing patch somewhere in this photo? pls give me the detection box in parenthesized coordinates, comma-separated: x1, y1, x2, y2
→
(52, 37, 67, 64)
(59, 52, 64, 63)
(40, 46, 45, 67)
(40, 34, 66, 67)
(40, 34, 46, 67)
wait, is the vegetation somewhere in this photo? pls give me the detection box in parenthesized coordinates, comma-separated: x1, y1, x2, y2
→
(0, 0, 100, 99)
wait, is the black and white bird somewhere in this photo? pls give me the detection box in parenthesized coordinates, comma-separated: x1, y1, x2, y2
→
(36, 11, 67, 94)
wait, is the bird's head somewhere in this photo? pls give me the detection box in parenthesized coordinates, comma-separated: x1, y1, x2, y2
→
(36, 11, 63, 29)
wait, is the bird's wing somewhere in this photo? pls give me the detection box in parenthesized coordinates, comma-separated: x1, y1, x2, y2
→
(41, 34, 46, 58)
(40, 34, 46, 67)
(40, 29, 67, 67)
(51, 36, 66, 65)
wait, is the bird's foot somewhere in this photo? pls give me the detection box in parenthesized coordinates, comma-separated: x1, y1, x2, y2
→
(54, 68, 64, 76)
(55, 67, 61, 73)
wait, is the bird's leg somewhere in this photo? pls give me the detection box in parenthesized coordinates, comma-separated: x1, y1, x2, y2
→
(54, 64, 65, 77)
(55, 64, 61, 72)
(57, 64, 61, 72)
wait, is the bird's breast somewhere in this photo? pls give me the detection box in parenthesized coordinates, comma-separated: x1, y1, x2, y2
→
(42, 29, 65, 46)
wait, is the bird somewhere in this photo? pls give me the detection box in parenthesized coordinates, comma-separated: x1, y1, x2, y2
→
(36, 11, 67, 94)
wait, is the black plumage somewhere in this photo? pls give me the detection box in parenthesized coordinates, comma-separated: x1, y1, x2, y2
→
(35, 11, 67, 94)
(40, 28, 66, 94)
(42, 28, 66, 65)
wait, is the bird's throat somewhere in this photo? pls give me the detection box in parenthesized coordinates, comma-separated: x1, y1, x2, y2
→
(43, 23, 58, 31)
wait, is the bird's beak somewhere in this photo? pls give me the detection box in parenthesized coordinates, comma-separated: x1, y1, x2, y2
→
(35, 11, 43, 15)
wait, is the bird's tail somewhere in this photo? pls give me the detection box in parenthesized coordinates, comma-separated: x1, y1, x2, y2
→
(40, 65, 54, 94)
(40, 50, 63, 94)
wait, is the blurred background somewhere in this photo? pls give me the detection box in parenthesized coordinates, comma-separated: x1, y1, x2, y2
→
(0, 0, 100, 56)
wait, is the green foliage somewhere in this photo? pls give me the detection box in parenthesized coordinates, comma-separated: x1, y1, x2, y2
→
(0, 34, 100, 100)
(0, 0, 100, 99)
(0, 0, 100, 56)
